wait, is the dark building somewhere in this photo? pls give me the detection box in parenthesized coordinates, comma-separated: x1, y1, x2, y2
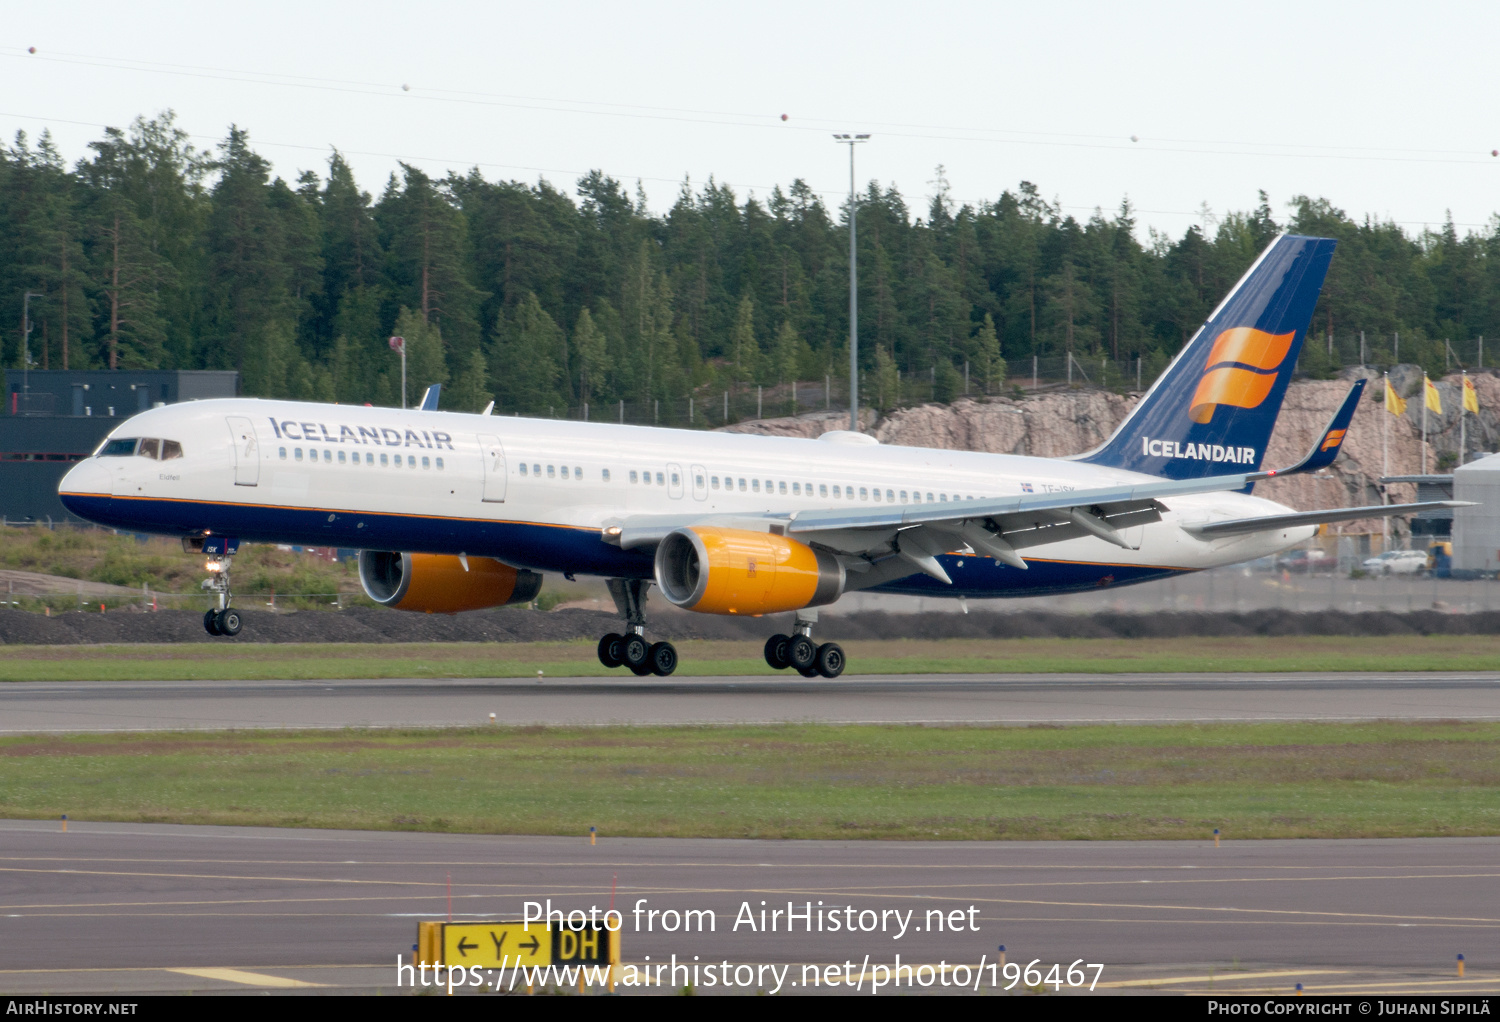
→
(1, 370, 239, 524)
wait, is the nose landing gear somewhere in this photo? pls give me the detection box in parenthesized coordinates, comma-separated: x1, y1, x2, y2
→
(764, 612, 844, 678)
(188, 536, 242, 638)
(597, 579, 677, 676)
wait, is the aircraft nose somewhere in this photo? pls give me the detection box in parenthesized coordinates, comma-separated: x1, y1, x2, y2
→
(59, 458, 109, 499)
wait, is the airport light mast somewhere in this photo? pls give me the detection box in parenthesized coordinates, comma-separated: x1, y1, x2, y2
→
(833, 134, 870, 432)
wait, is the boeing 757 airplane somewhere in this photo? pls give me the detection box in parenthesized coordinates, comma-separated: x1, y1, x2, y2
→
(57, 234, 1462, 678)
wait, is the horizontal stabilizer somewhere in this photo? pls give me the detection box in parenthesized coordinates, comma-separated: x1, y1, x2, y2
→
(1183, 501, 1474, 539)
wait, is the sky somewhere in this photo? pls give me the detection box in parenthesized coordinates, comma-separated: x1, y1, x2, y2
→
(6, 1, 1500, 242)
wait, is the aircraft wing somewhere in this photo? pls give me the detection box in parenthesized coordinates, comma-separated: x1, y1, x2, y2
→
(1181, 501, 1473, 539)
(607, 471, 1262, 585)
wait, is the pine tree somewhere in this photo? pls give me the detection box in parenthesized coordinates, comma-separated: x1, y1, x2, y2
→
(572, 306, 609, 404)
(972, 312, 1004, 394)
(492, 292, 560, 414)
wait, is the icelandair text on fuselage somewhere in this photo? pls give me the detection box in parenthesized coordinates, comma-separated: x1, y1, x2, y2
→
(267, 418, 455, 450)
(1143, 436, 1256, 463)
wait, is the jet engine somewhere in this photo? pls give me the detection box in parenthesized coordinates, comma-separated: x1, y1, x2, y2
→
(653, 527, 844, 615)
(358, 551, 542, 614)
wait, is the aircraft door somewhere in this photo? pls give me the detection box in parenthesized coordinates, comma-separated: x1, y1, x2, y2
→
(226, 416, 260, 487)
(479, 434, 507, 502)
(691, 464, 707, 501)
(667, 462, 684, 499)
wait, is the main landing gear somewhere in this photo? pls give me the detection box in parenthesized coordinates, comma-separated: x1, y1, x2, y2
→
(763, 611, 844, 678)
(596, 578, 677, 676)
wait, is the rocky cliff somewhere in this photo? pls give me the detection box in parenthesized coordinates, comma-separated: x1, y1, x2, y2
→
(724, 368, 1500, 535)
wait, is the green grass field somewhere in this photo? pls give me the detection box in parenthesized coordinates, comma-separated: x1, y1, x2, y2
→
(4, 722, 1497, 841)
(4, 634, 1500, 681)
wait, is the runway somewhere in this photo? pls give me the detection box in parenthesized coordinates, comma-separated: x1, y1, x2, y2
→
(0, 821, 1495, 995)
(3, 672, 1500, 732)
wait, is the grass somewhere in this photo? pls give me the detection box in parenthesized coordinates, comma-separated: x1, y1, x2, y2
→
(2, 635, 1500, 681)
(2, 721, 1497, 840)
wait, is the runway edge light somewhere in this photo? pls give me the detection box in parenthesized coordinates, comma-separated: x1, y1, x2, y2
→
(60, 814, 67, 833)
(1458, 954, 1465, 978)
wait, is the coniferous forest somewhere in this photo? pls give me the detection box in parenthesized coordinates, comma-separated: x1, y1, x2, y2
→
(4, 112, 1498, 422)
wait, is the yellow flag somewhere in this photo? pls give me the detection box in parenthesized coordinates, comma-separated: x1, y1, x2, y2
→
(1463, 375, 1480, 414)
(1425, 376, 1443, 414)
(1384, 378, 1407, 415)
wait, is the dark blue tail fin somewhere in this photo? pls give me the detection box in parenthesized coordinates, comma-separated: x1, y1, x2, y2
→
(1077, 234, 1336, 478)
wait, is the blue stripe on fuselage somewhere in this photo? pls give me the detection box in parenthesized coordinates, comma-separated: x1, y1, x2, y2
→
(59, 493, 1191, 599)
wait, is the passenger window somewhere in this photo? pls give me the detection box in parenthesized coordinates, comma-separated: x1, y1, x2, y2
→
(738, 478, 746, 491)
(863, 488, 871, 501)
(380, 453, 388, 466)
(138, 438, 160, 460)
(630, 470, 639, 484)
(367, 453, 375, 465)
(752, 480, 761, 492)
(520, 463, 528, 476)
(819, 484, 828, 497)
(561, 466, 569, 479)
(422, 456, 430, 469)
(900, 490, 908, 502)
(765, 479, 773, 492)
(338, 451, 346, 464)
(602, 468, 611, 482)
(533, 463, 540, 475)
(576, 466, 583, 479)
(279, 447, 287, 460)
(436, 457, 444, 470)
(711, 476, 720, 489)
(656, 472, 664, 486)
(547, 465, 555, 478)
(940, 494, 948, 502)
(927, 493, 935, 502)
(672, 472, 680, 486)
(832, 486, 841, 499)
(694, 474, 703, 487)
(792, 482, 800, 495)
(779, 481, 787, 494)
(295, 448, 304, 461)
(325, 450, 333, 463)
(886, 489, 894, 502)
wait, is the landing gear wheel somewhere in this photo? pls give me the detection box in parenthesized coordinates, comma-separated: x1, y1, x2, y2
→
(648, 641, 678, 677)
(215, 608, 242, 637)
(815, 642, 845, 679)
(787, 634, 818, 673)
(796, 665, 821, 678)
(764, 633, 790, 670)
(597, 633, 624, 668)
(203, 609, 221, 636)
(623, 634, 652, 676)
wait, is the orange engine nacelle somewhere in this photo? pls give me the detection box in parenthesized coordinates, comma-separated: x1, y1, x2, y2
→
(358, 551, 542, 614)
(653, 527, 844, 616)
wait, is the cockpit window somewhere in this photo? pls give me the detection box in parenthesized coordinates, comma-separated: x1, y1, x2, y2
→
(98, 438, 138, 457)
(138, 438, 160, 460)
(161, 440, 183, 460)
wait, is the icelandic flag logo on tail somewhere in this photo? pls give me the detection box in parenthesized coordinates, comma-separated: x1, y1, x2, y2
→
(1077, 234, 1336, 480)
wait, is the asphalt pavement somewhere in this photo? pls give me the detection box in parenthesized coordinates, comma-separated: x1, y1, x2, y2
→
(0, 821, 1494, 996)
(2, 672, 1500, 732)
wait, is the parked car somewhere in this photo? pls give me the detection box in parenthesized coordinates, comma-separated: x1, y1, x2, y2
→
(1361, 550, 1430, 576)
(1276, 548, 1337, 573)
